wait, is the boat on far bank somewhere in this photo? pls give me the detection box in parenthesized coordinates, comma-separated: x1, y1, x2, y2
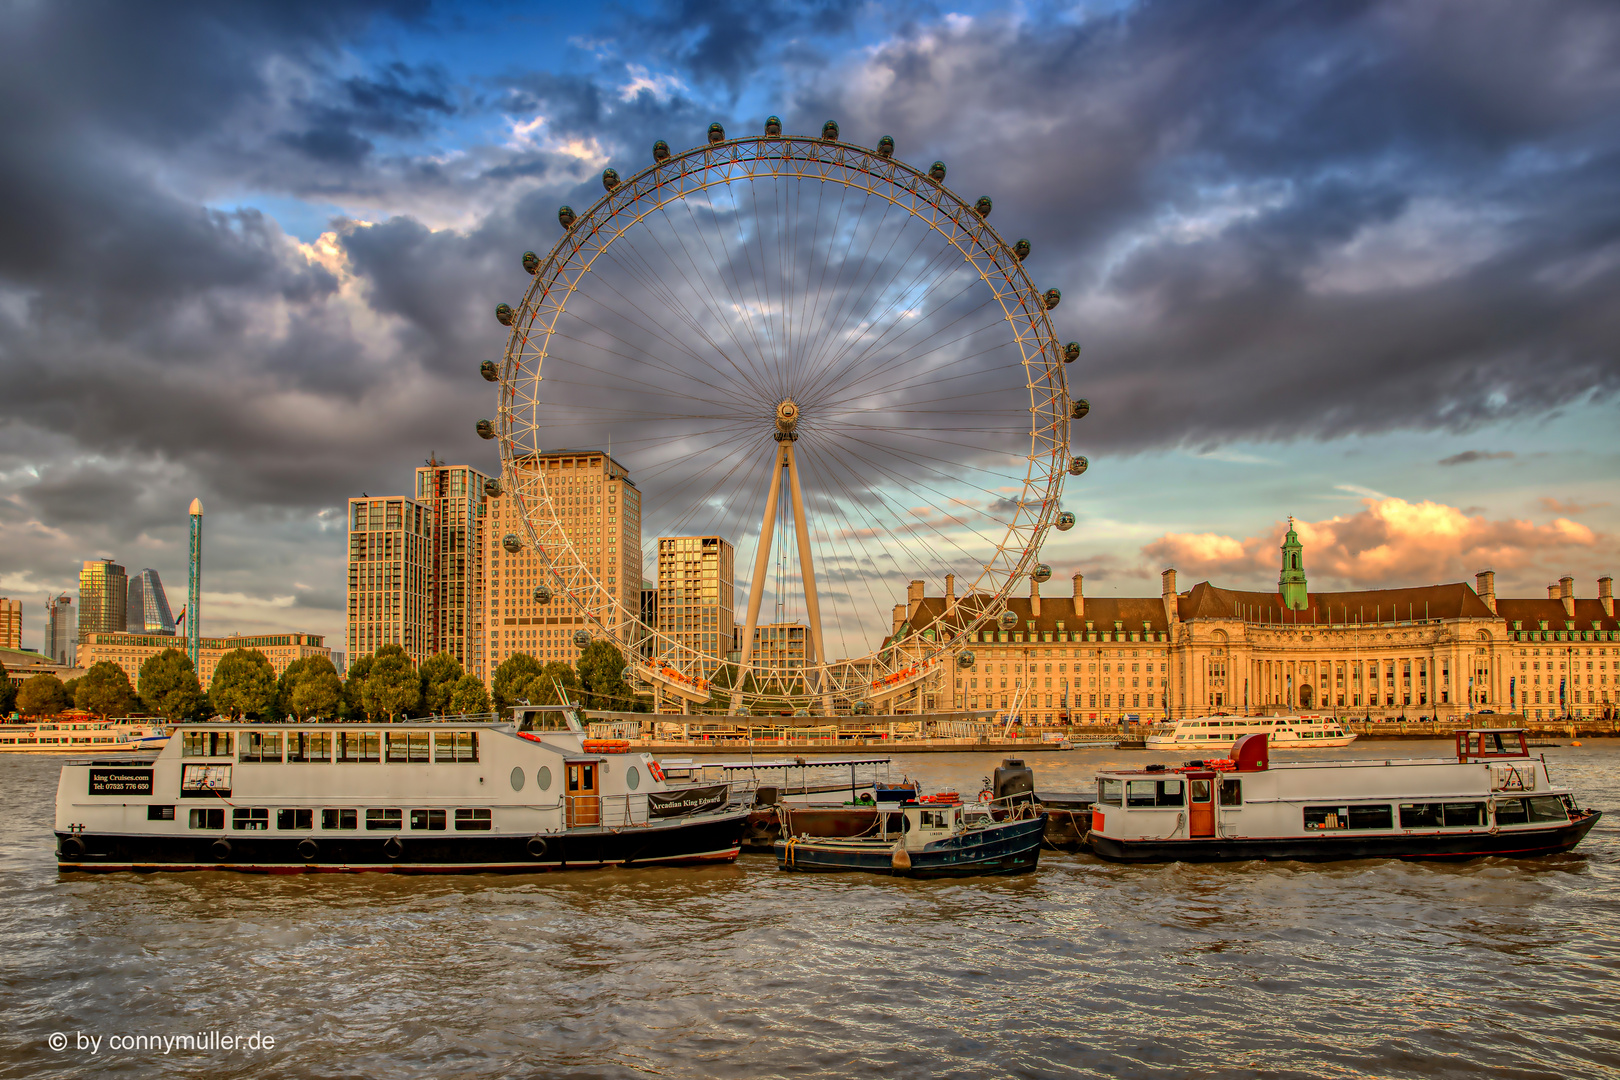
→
(1, 719, 169, 754)
(1145, 714, 1355, 751)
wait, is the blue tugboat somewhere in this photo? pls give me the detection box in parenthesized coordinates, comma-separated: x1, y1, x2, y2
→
(775, 796, 1045, 878)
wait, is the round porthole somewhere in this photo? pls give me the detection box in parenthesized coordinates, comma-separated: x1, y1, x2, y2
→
(510, 766, 525, 792)
(626, 765, 641, 791)
(537, 766, 552, 791)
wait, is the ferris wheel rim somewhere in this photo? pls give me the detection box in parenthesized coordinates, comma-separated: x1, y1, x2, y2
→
(494, 130, 1073, 709)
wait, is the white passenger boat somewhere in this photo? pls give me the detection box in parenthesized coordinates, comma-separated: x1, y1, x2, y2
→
(1, 720, 169, 754)
(1089, 729, 1599, 863)
(53, 706, 746, 874)
(1144, 714, 1355, 751)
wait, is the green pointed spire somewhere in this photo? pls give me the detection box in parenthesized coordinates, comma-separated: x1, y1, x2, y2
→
(1279, 515, 1308, 610)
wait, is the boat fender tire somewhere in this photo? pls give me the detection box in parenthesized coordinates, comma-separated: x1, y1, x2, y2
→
(60, 836, 86, 859)
(382, 837, 404, 860)
(210, 839, 232, 861)
(527, 836, 548, 859)
(297, 838, 319, 860)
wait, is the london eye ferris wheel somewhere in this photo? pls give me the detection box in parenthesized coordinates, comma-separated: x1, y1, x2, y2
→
(480, 117, 1089, 714)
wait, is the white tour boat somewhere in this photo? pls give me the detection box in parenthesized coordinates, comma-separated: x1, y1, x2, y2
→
(1088, 728, 1599, 863)
(1, 720, 169, 754)
(54, 706, 747, 874)
(1145, 714, 1355, 751)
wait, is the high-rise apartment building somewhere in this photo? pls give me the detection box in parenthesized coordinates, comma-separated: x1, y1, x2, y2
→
(46, 594, 75, 666)
(655, 536, 735, 682)
(415, 461, 492, 680)
(484, 450, 642, 670)
(126, 569, 176, 635)
(0, 597, 20, 650)
(78, 559, 127, 644)
(346, 496, 432, 665)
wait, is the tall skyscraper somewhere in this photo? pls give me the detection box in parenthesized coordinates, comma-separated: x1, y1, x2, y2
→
(187, 499, 203, 671)
(484, 450, 642, 671)
(126, 569, 176, 635)
(415, 461, 492, 679)
(346, 495, 433, 665)
(655, 536, 735, 682)
(78, 559, 128, 644)
(0, 597, 20, 650)
(46, 594, 75, 666)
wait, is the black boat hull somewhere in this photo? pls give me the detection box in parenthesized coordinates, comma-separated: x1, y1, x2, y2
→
(775, 816, 1045, 878)
(54, 811, 748, 874)
(1088, 810, 1601, 863)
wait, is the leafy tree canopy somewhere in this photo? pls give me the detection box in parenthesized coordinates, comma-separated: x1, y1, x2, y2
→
(0, 659, 18, 715)
(289, 667, 342, 720)
(18, 673, 70, 716)
(209, 648, 278, 719)
(576, 640, 630, 710)
(446, 673, 492, 715)
(139, 648, 207, 723)
(419, 651, 465, 715)
(518, 663, 579, 707)
(362, 644, 421, 720)
(343, 653, 375, 720)
(492, 653, 545, 711)
(278, 655, 338, 711)
(75, 661, 138, 718)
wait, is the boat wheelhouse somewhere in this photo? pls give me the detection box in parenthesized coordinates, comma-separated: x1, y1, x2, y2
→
(1145, 714, 1354, 751)
(1089, 729, 1598, 863)
(54, 706, 746, 873)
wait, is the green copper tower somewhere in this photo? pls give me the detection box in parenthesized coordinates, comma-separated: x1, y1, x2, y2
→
(187, 498, 203, 670)
(1279, 515, 1308, 610)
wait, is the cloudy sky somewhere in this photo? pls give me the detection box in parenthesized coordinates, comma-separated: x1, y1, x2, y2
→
(1, 0, 1617, 654)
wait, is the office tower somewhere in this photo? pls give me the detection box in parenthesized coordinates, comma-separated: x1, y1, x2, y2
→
(484, 450, 642, 670)
(346, 495, 433, 663)
(415, 461, 492, 679)
(655, 536, 735, 682)
(0, 597, 20, 651)
(126, 569, 177, 635)
(46, 594, 75, 666)
(78, 559, 128, 644)
(188, 499, 203, 670)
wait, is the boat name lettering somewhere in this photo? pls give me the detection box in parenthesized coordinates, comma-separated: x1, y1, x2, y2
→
(648, 784, 728, 818)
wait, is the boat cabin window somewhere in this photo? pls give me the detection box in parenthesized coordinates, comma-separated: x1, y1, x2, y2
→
(147, 805, 175, 821)
(1097, 778, 1123, 806)
(321, 808, 358, 830)
(386, 732, 430, 764)
(1189, 779, 1212, 804)
(1304, 804, 1393, 830)
(435, 731, 479, 763)
(516, 709, 582, 734)
(1127, 779, 1184, 808)
(277, 808, 313, 830)
(1219, 778, 1241, 806)
(365, 808, 403, 831)
(181, 731, 234, 758)
(232, 807, 269, 831)
(454, 808, 492, 831)
(1495, 796, 1567, 825)
(288, 731, 331, 763)
(410, 809, 447, 831)
(187, 808, 224, 829)
(239, 731, 283, 763)
(338, 731, 381, 763)
(180, 763, 231, 798)
(919, 809, 951, 829)
(1399, 802, 1487, 829)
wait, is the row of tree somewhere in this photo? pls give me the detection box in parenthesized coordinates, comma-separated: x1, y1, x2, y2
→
(1, 639, 644, 723)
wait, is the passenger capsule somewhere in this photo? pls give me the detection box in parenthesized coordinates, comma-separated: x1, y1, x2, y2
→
(793, 708, 810, 717)
(1032, 563, 1053, 583)
(929, 161, 947, 182)
(557, 205, 576, 229)
(1069, 455, 1089, 476)
(957, 650, 975, 669)
(1063, 342, 1080, 363)
(850, 700, 871, 715)
(522, 250, 540, 275)
(495, 303, 515, 327)
(974, 196, 992, 218)
(1071, 398, 1090, 420)
(736, 705, 752, 716)
(1043, 288, 1061, 311)
(653, 139, 671, 161)
(602, 168, 620, 191)
(877, 135, 895, 158)
(1014, 238, 1031, 261)
(764, 115, 782, 137)
(502, 533, 522, 554)
(476, 419, 496, 440)
(572, 629, 591, 648)
(480, 360, 499, 382)
(1056, 511, 1076, 531)
(821, 120, 839, 141)
(483, 477, 502, 497)
(998, 610, 1018, 630)
(707, 122, 725, 144)
(532, 584, 552, 605)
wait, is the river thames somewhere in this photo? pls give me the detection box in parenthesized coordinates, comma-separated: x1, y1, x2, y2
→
(2, 741, 1617, 1079)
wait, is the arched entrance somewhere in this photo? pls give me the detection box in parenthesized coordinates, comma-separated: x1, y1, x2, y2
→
(1299, 684, 1313, 708)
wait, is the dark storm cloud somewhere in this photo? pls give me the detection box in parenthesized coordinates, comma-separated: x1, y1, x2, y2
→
(617, 0, 863, 94)
(1439, 450, 1514, 466)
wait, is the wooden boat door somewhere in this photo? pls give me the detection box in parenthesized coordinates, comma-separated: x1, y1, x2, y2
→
(567, 760, 600, 827)
(1187, 772, 1215, 838)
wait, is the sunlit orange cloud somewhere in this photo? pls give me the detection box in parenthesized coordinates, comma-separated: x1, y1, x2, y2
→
(1141, 498, 1606, 590)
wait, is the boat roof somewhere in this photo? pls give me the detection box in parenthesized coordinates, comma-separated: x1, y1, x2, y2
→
(702, 756, 893, 769)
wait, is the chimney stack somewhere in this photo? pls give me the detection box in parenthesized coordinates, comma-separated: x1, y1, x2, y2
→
(1600, 576, 1614, 618)
(907, 579, 925, 622)
(1162, 568, 1178, 625)
(1560, 575, 1575, 618)
(945, 573, 956, 614)
(1475, 570, 1496, 615)
(893, 603, 907, 636)
(1072, 572, 1084, 619)
(1548, 584, 1560, 600)
(1030, 576, 1041, 618)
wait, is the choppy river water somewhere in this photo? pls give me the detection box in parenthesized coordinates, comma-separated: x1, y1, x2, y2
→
(2, 741, 1618, 1079)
